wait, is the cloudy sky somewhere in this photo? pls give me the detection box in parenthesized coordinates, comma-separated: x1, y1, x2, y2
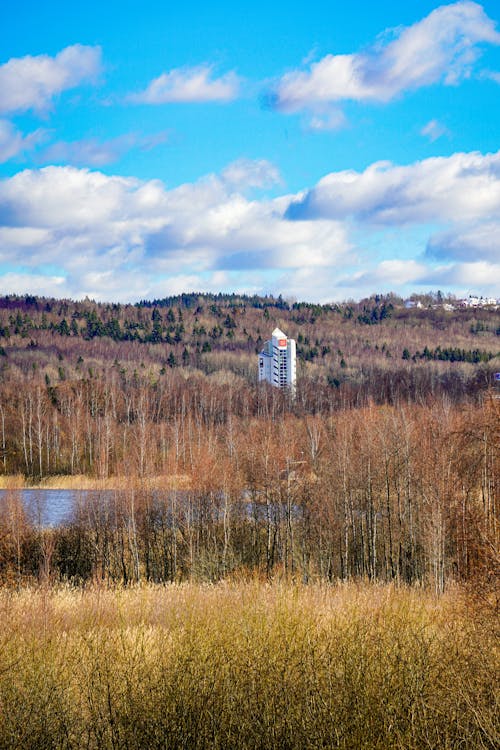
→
(1, 0, 500, 302)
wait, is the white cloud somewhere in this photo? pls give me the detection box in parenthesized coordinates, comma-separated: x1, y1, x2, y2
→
(2, 151, 499, 302)
(0, 161, 351, 300)
(0, 167, 151, 230)
(0, 120, 45, 162)
(0, 120, 25, 162)
(308, 109, 348, 132)
(36, 131, 169, 167)
(39, 136, 126, 168)
(0, 272, 67, 297)
(420, 119, 449, 142)
(273, 266, 340, 303)
(0, 45, 102, 115)
(267, 2, 500, 113)
(421, 260, 500, 286)
(481, 69, 500, 82)
(342, 259, 428, 286)
(129, 64, 239, 104)
(0, 266, 271, 304)
(427, 223, 500, 262)
(0, 226, 51, 254)
(332, 257, 500, 298)
(287, 149, 500, 225)
(221, 158, 281, 190)
(274, 256, 500, 303)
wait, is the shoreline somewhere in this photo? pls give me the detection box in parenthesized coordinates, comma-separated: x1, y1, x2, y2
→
(0, 474, 191, 491)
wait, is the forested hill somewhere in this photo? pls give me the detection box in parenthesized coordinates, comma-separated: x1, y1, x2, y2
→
(0, 292, 498, 395)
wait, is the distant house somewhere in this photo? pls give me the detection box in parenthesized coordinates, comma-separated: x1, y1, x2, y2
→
(404, 300, 423, 309)
(459, 295, 498, 308)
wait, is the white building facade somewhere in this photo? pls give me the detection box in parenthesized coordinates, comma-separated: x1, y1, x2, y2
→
(258, 328, 296, 390)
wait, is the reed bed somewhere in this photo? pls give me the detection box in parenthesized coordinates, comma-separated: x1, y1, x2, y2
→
(0, 582, 497, 749)
(0, 474, 191, 490)
(37, 474, 192, 490)
(0, 475, 26, 489)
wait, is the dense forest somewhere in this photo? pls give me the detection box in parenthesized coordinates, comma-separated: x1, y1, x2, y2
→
(0, 291, 498, 412)
(0, 292, 498, 589)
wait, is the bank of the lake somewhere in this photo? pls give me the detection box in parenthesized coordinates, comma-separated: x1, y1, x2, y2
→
(0, 474, 191, 490)
(0, 474, 192, 526)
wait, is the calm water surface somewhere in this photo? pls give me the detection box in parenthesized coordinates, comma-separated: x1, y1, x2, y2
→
(0, 489, 100, 527)
(0, 488, 291, 527)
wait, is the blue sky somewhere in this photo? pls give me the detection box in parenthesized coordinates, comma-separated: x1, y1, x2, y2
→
(0, 0, 499, 302)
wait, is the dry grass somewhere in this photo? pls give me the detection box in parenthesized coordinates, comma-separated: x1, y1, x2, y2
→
(0, 582, 497, 749)
(0, 473, 192, 490)
(0, 474, 26, 489)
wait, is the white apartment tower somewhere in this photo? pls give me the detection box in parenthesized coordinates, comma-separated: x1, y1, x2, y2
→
(258, 328, 296, 390)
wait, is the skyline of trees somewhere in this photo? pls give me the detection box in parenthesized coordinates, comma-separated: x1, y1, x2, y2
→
(0, 292, 498, 396)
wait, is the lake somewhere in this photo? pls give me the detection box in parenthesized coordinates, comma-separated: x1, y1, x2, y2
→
(0, 488, 294, 527)
(0, 489, 90, 526)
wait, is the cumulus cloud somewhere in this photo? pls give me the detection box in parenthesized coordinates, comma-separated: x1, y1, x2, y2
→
(0, 161, 352, 299)
(2, 150, 499, 301)
(0, 226, 52, 254)
(0, 272, 67, 298)
(427, 222, 500, 261)
(272, 261, 427, 303)
(286, 149, 500, 225)
(129, 64, 239, 104)
(339, 259, 428, 287)
(0, 45, 102, 115)
(421, 260, 500, 286)
(334, 259, 500, 299)
(272, 266, 340, 303)
(332, 257, 500, 299)
(266, 2, 500, 113)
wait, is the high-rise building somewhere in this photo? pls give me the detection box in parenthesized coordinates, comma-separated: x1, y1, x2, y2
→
(258, 328, 296, 390)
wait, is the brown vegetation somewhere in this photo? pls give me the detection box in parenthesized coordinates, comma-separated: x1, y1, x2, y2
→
(0, 292, 497, 589)
(0, 398, 497, 591)
(0, 292, 498, 747)
(0, 582, 497, 749)
(0, 293, 498, 403)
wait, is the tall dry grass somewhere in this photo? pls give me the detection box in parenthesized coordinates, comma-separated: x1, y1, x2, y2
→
(0, 475, 25, 489)
(0, 474, 191, 490)
(0, 582, 497, 749)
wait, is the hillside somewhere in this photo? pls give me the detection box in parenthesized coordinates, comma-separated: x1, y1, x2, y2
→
(0, 292, 498, 398)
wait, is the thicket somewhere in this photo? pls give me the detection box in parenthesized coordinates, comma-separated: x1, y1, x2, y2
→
(0, 398, 497, 591)
(0, 583, 497, 750)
